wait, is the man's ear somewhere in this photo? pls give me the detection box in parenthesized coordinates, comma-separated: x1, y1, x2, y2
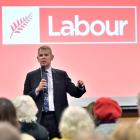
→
(51, 54, 54, 60)
(37, 56, 39, 62)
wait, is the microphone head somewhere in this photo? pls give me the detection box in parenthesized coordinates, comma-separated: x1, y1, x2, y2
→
(41, 66, 47, 80)
(41, 66, 46, 72)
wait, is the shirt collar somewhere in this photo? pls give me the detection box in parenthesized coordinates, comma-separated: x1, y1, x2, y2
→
(46, 66, 52, 74)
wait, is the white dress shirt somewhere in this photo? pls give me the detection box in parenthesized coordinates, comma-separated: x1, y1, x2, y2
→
(46, 67, 55, 111)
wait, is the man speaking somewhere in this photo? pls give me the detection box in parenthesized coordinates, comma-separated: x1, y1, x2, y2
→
(23, 45, 86, 139)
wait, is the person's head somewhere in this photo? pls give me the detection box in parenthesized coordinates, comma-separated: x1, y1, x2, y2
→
(0, 122, 21, 140)
(21, 133, 35, 140)
(0, 97, 19, 128)
(59, 106, 95, 140)
(93, 97, 122, 123)
(37, 45, 54, 69)
(111, 122, 140, 140)
(137, 93, 140, 116)
(12, 95, 38, 123)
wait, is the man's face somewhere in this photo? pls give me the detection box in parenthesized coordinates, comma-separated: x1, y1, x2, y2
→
(37, 49, 54, 68)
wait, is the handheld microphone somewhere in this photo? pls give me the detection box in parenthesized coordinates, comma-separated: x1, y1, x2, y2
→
(41, 66, 48, 93)
(41, 66, 47, 80)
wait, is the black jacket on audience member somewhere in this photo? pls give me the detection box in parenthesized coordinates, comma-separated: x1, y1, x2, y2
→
(20, 121, 49, 140)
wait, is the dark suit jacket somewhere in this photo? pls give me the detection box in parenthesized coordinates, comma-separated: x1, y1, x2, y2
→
(23, 68, 86, 122)
(20, 121, 49, 140)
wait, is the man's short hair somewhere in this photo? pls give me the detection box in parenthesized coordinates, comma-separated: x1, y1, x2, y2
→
(38, 45, 52, 55)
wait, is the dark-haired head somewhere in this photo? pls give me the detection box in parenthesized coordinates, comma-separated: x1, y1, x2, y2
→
(0, 97, 19, 128)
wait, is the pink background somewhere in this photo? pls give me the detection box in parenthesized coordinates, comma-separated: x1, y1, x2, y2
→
(0, 0, 140, 103)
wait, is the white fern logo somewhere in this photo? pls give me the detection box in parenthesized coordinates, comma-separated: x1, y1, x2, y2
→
(10, 13, 32, 38)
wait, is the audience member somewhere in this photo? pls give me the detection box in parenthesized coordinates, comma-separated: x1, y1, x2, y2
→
(0, 122, 21, 140)
(111, 122, 140, 140)
(136, 93, 140, 124)
(93, 97, 122, 136)
(21, 133, 36, 140)
(54, 106, 95, 140)
(13, 95, 49, 140)
(0, 97, 19, 128)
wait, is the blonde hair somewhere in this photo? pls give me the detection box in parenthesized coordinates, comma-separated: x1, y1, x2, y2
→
(52, 138, 69, 140)
(12, 95, 38, 122)
(111, 122, 140, 140)
(59, 106, 95, 140)
(21, 133, 35, 140)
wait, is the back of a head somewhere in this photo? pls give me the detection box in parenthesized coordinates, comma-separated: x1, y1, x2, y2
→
(137, 93, 140, 116)
(0, 122, 21, 140)
(12, 95, 38, 122)
(93, 97, 122, 122)
(111, 122, 140, 140)
(59, 106, 95, 140)
(21, 133, 36, 140)
(0, 97, 19, 128)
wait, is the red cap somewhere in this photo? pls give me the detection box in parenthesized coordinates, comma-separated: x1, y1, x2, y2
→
(93, 97, 122, 121)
